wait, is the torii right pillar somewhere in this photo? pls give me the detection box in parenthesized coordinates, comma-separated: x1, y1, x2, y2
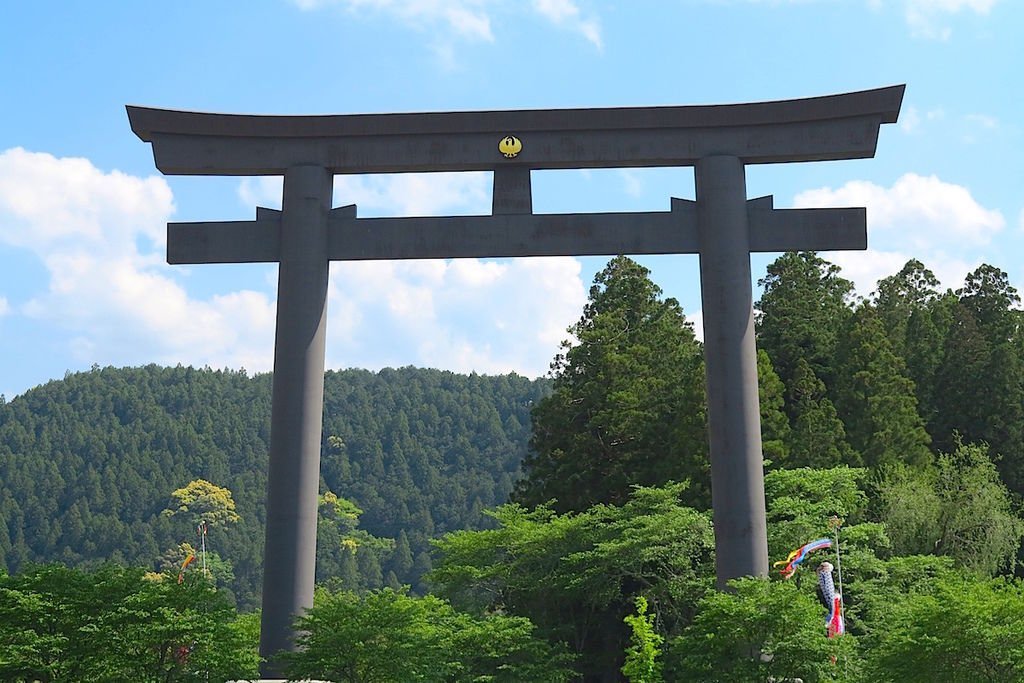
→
(696, 155, 769, 585)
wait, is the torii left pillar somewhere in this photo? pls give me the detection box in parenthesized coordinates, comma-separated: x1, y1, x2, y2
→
(260, 165, 332, 667)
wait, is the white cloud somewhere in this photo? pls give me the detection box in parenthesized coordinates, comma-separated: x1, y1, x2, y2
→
(793, 173, 1004, 296)
(326, 257, 586, 378)
(0, 147, 171, 251)
(0, 147, 277, 372)
(829, 249, 977, 298)
(689, 309, 704, 343)
(0, 148, 587, 383)
(240, 170, 586, 377)
(0, 296, 8, 318)
(794, 173, 1004, 251)
(240, 171, 491, 217)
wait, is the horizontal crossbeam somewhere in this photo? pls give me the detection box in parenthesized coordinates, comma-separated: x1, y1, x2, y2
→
(167, 197, 865, 265)
(129, 86, 904, 175)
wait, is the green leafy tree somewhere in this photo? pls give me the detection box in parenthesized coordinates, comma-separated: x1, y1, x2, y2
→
(763, 464, 893, 640)
(870, 262, 953, 441)
(514, 256, 707, 512)
(432, 483, 715, 681)
(958, 263, 1021, 342)
(932, 441, 1023, 575)
(156, 541, 236, 594)
(872, 258, 943, 360)
(0, 563, 259, 681)
(622, 596, 663, 683)
(867, 574, 1024, 682)
(315, 490, 394, 591)
(871, 465, 942, 558)
(764, 466, 870, 558)
(162, 478, 241, 529)
(282, 587, 575, 682)
(664, 577, 857, 683)
(932, 266, 1024, 493)
(875, 440, 1023, 575)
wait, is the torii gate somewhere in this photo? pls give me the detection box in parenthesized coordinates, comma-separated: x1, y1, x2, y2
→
(128, 84, 903, 676)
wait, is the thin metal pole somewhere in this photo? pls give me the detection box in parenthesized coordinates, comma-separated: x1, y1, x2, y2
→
(695, 155, 769, 587)
(833, 522, 845, 610)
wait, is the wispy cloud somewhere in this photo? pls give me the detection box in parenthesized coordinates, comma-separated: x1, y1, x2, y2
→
(531, 0, 603, 48)
(292, 0, 494, 41)
(619, 170, 643, 198)
(901, 0, 1001, 39)
(965, 113, 999, 129)
(740, 0, 1001, 39)
(288, 0, 603, 53)
(900, 106, 922, 133)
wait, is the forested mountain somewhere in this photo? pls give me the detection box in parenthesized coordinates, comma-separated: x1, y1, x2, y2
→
(0, 366, 548, 607)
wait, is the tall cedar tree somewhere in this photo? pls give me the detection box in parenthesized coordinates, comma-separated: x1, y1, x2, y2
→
(757, 349, 791, 465)
(933, 265, 1024, 492)
(514, 256, 707, 513)
(783, 359, 858, 469)
(755, 251, 854, 403)
(832, 305, 932, 470)
(873, 259, 943, 359)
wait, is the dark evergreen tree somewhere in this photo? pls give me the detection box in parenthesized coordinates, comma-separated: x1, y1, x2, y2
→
(832, 305, 932, 470)
(903, 293, 957, 434)
(755, 251, 855, 397)
(784, 359, 859, 469)
(513, 256, 707, 513)
(757, 349, 791, 466)
(873, 258, 942, 360)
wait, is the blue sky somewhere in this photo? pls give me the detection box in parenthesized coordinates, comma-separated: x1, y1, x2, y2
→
(1, 0, 1020, 399)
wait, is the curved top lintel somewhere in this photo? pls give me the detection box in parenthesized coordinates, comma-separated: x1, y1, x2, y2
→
(128, 85, 905, 141)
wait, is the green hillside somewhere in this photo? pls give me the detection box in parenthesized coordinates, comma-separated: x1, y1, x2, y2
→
(0, 365, 549, 607)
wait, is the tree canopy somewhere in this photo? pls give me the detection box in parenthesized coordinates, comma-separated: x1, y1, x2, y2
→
(514, 256, 707, 512)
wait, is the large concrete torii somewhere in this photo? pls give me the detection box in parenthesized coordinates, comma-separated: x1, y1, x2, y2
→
(128, 84, 903, 676)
